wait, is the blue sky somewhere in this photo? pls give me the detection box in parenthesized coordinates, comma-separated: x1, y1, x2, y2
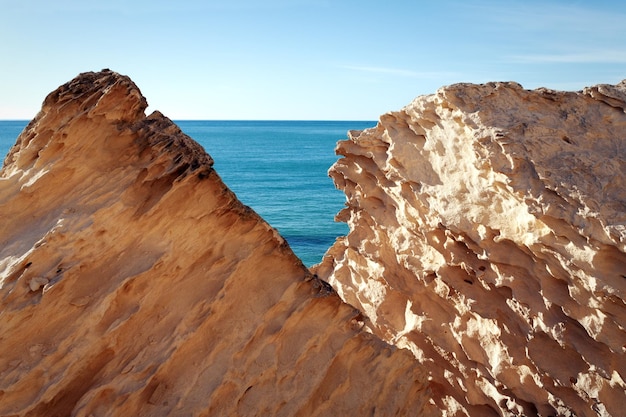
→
(1, 0, 625, 120)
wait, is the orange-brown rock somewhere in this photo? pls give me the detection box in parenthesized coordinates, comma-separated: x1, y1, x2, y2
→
(0, 70, 435, 416)
(315, 81, 626, 416)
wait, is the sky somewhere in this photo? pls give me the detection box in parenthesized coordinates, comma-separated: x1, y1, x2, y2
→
(1, 0, 625, 120)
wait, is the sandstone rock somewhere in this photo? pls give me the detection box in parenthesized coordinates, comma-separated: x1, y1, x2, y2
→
(0, 70, 435, 416)
(315, 81, 626, 416)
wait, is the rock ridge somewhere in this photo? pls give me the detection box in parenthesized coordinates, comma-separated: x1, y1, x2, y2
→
(0, 70, 435, 416)
(316, 80, 626, 416)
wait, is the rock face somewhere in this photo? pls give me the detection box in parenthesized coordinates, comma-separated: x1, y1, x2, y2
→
(0, 70, 435, 416)
(315, 81, 626, 416)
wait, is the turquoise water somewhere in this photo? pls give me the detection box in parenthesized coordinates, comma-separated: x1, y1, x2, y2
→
(0, 120, 27, 161)
(0, 120, 376, 266)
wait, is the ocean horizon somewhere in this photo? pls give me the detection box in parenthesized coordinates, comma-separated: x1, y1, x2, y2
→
(0, 119, 377, 266)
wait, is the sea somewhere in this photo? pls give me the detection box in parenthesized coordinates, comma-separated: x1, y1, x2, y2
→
(0, 120, 377, 267)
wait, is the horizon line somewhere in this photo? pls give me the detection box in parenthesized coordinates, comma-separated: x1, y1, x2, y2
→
(0, 118, 380, 122)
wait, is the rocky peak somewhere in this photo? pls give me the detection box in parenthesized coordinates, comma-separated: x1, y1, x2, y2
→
(0, 70, 434, 416)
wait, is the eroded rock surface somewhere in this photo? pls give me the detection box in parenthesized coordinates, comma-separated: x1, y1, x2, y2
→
(316, 81, 626, 416)
(0, 70, 435, 416)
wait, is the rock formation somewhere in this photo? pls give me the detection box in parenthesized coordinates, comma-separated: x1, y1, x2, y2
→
(315, 81, 626, 416)
(0, 70, 435, 416)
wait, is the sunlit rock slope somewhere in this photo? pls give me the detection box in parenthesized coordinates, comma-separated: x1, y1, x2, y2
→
(315, 80, 626, 417)
(0, 70, 435, 417)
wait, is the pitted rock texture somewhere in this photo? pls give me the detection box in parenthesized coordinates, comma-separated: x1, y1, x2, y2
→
(0, 70, 435, 417)
(315, 81, 626, 417)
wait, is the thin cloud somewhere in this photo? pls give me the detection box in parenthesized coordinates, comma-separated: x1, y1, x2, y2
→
(341, 65, 459, 79)
(458, 0, 626, 34)
(509, 50, 626, 64)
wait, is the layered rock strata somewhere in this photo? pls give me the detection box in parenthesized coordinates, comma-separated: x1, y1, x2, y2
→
(316, 81, 626, 417)
(0, 70, 435, 416)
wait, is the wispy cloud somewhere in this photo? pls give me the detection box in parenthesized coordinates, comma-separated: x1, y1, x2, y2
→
(12, 0, 330, 14)
(458, 0, 626, 35)
(508, 50, 626, 64)
(340, 65, 459, 79)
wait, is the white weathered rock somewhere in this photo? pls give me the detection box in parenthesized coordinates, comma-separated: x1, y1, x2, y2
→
(27, 277, 49, 292)
(316, 81, 626, 417)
